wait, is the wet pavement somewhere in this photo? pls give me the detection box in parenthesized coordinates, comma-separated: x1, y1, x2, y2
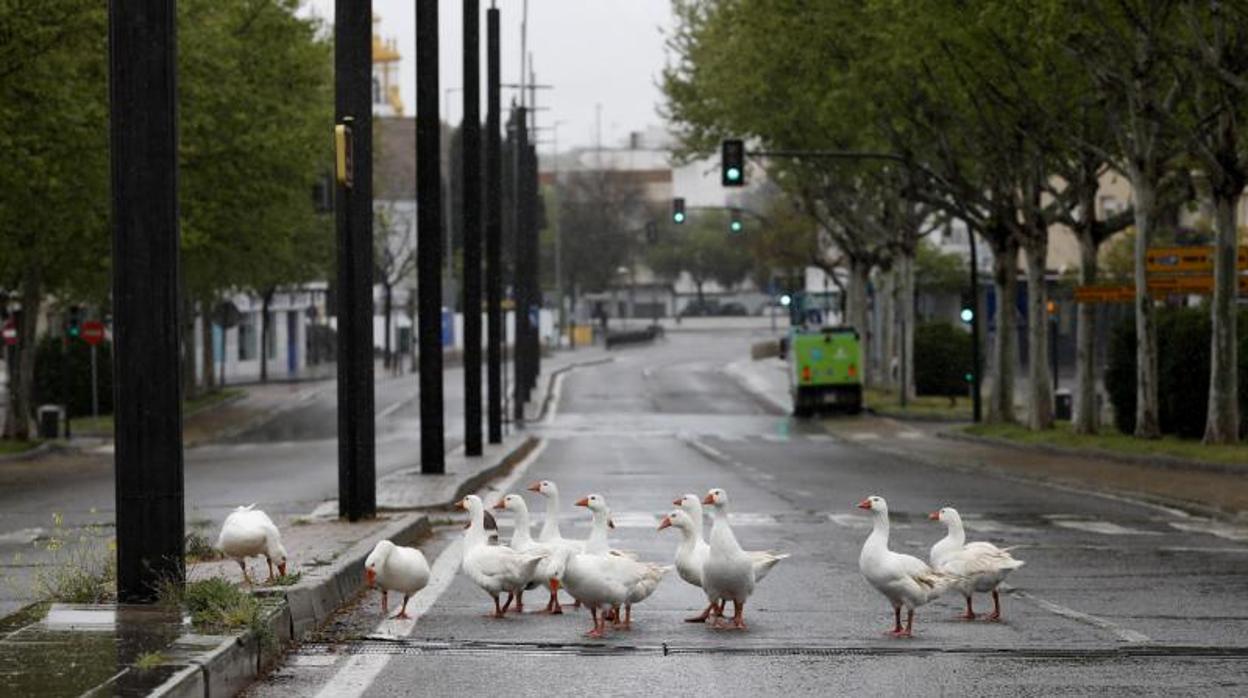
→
(244, 331, 1248, 697)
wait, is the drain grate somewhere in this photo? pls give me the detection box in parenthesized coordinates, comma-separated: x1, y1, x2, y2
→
(293, 638, 1248, 660)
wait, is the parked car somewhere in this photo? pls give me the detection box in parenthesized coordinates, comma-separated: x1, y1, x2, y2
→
(718, 302, 749, 316)
(679, 300, 720, 317)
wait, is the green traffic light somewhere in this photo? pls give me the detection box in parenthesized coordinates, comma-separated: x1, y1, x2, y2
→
(964, 372, 973, 382)
(730, 220, 743, 234)
(726, 166, 741, 182)
(673, 212, 685, 224)
(960, 308, 974, 323)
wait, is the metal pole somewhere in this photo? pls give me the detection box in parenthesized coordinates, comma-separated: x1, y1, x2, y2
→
(463, 0, 483, 457)
(552, 124, 564, 349)
(335, 0, 376, 520)
(527, 141, 541, 390)
(969, 228, 983, 423)
(486, 7, 503, 444)
(512, 107, 528, 422)
(90, 344, 98, 420)
(109, 0, 185, 602)
(417, 0, 445, 474)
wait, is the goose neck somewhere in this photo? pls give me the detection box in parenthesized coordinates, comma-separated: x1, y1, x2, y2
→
(585, 510, 610, 554)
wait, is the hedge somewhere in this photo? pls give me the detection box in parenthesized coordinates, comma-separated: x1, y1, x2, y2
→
(33, 335, 114, 418)
(1106, 307, 1248, 438)
(914, 322, 973, 398)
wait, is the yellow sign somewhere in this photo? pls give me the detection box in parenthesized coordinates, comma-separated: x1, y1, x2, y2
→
(1074, 286, 1135, 303)
(335, 123, 354, 189)
(1146, 246, 1248, 273)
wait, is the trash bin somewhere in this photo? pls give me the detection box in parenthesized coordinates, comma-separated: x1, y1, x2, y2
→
(1054, 389, 1072, 421)
(37, 405, 64, 439)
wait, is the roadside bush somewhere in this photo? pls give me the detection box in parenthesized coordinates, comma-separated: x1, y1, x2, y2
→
(32, 335, 114, 417)
(1106, 307, 1248, 438)
(914, 322, 973, 398)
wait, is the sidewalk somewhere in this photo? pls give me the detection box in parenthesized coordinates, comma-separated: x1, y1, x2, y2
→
(0, 347, 606, 697)
(727, 355, 1248, 520)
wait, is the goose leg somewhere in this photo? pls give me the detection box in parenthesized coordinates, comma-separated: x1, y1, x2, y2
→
(731, 600, 747, 630)
(618, 604, 632, 630)
(266, 558, 275, 583)
(961, 595, 977, 620)
(513, 589, 525, 614)
(586, 606, 605, 638)
(988, 590, 1002, 621)
(888, 605, 903, 635)
(237, 560, 252, 586)
(895, 609, 915, 638)
(489, 594, 505, 618)
(685, 602, 717, 623)
(548, 579, 564, 615)
(710, 599, 729, 630)
(392, 593, 411, 620)
(498, 592, 515, 617)
(380, 588, 389, 615)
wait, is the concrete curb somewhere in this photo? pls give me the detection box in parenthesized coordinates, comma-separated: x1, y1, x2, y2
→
(938, 428, 1248, 477)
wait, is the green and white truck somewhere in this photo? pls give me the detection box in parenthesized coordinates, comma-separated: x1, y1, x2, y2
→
(788, 325, 863, 417)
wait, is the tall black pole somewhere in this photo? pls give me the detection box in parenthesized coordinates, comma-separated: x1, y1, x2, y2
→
(463, 0, 483, 456)
(512, 107, 529, 421)
(527, 142, 541, 391)
(969, 229, 983, 423)
(486, 8, 503, 444)
(417, 1, 446, 473)
(335, 2, 375, 520)
(110, 0, 185, 602)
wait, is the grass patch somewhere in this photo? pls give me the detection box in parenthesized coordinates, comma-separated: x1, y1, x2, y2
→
(0, 438, 41, 456)
(865, 388, 972, 420)
(265, 572, 302, 587)
(70, 388, 246, 435)
(0, 600, 51, 635)
(962, 422, 1248, 467)
(163, 577, 274, 648)
(33, 513, 116, 604)
(133, 651, 165, 671)
(185, 530, 220, 563)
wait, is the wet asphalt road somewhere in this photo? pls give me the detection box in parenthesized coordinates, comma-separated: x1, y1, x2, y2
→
(249, 332, 1248, 697)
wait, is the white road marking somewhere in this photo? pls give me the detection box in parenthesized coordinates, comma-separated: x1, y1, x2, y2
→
(759, 434, 789, 443)
(312, 439, 547, 698)
(727, 512, 779, 526)
(847, 432, 880, 441)
(827, 513, 872, 529)
(1008, 587, 1152, 643)
(376, 396, 413, 421)
(610, 512, 661, 528)
(0, 527, 45, 545)
(806, 434, 834, 443)
(1168, 520, 1248, 542)
(682, 435, 730, 463)
(1049, 519, 1162, 536)
(897, 431, 922, 439)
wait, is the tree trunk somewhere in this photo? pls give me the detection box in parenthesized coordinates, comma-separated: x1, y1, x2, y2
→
(848, 258, 872, 390)
(1024, 234, 1053, 430)
(899, 251, 916, 401)
(383, 282, 393, 372)
(695, 279, 706, 307)
(259, 289, 273, 383)
(4, 270, 40, 440)
(201, 305, 215, 392)
(987, 235, 1017, 423)
(1074, 229, 1099, 434)
(1204, 189, 1240, 443)
(1127, 167, 1160, 438)
(878, 269, 895, 390)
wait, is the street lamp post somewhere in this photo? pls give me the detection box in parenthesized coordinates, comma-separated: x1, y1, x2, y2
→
(416, 0, 445, 473)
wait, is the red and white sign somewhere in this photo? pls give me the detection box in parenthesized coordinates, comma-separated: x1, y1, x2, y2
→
(81, 320, 106, 346)
(2, 318, 16, 346)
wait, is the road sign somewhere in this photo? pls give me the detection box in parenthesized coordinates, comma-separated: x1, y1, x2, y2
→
(81, 320, 106, 346)
(2, 318, 16, 345)
(1146, 246, 1248, 274)
(1074, 285, 1135, 303)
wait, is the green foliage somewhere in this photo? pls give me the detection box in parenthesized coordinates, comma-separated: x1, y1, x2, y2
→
(913, 322, 973, 398)
(646, 210, 753, 293)
(914, 241, 967, 295)
(134, 652, 166, 672)
(1107, 308, 1248, 438)
(171, 577, 272, 647)
(33, 513, 116, 604)
(557, 171, 648, 294)
(33, 335, 113, 418)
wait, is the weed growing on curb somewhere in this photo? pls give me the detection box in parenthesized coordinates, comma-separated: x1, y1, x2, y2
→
(161, 577, 275, 649)
(33, 513, 116, 604)
(134, 651, 165, 671)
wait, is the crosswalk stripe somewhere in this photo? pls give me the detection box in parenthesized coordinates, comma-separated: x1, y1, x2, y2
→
(1049, 520, 1163, 536)
(847, 432, 880, 441)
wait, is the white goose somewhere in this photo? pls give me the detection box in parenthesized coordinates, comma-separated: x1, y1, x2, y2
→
(857, 495, 950, 637)
(676, 492, 787, 584)
(494, 493, 577, 614)
(364, 540, 431, 620)
(559, 494, 668, 637)
(700, 488, 787, 630)
(456, 495, 547, 618)
(929, 506, 1025, 621)
(528, 480, 581, 548)
(216, 504, 288, 584)
(657, 508, 720, 622)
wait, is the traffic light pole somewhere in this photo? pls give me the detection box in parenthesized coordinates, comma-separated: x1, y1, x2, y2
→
(462, 0, 483, 457)
(485, 8, 503, 444)
(969, 229, 983, 423)
(109, 0, 185, 602)
(417, 1, 446, 473)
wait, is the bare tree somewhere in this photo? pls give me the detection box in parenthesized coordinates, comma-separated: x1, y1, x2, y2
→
(375, 202, 417, 372)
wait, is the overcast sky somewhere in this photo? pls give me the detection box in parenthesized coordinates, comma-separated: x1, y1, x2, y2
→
(303, 0, 676, 150)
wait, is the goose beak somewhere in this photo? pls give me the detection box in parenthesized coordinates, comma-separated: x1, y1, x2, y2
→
(365, 568, 376, 587)
(527, 482, 542, 493)
(609, 519, 616, 529)
(928, 511, 940, 521)
(492, 500, 507, 510)
(278, 562, 287, 577)
(454, 499, 467, 511)
(575, 497, 590, 507)
(672, 497, 683, 506)
(702, 493, 715, 505)
(856, 499, 872, 510)
(657, 516, 672, 531)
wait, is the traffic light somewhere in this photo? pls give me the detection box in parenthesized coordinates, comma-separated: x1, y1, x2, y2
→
(672, 197, 686, 225)
(721, 139, 745, 187)
(65, 306, 82, 338)
(729, 208, 744, 234)
(960, 290, 974, 324)
(645, 221, 658, 244)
